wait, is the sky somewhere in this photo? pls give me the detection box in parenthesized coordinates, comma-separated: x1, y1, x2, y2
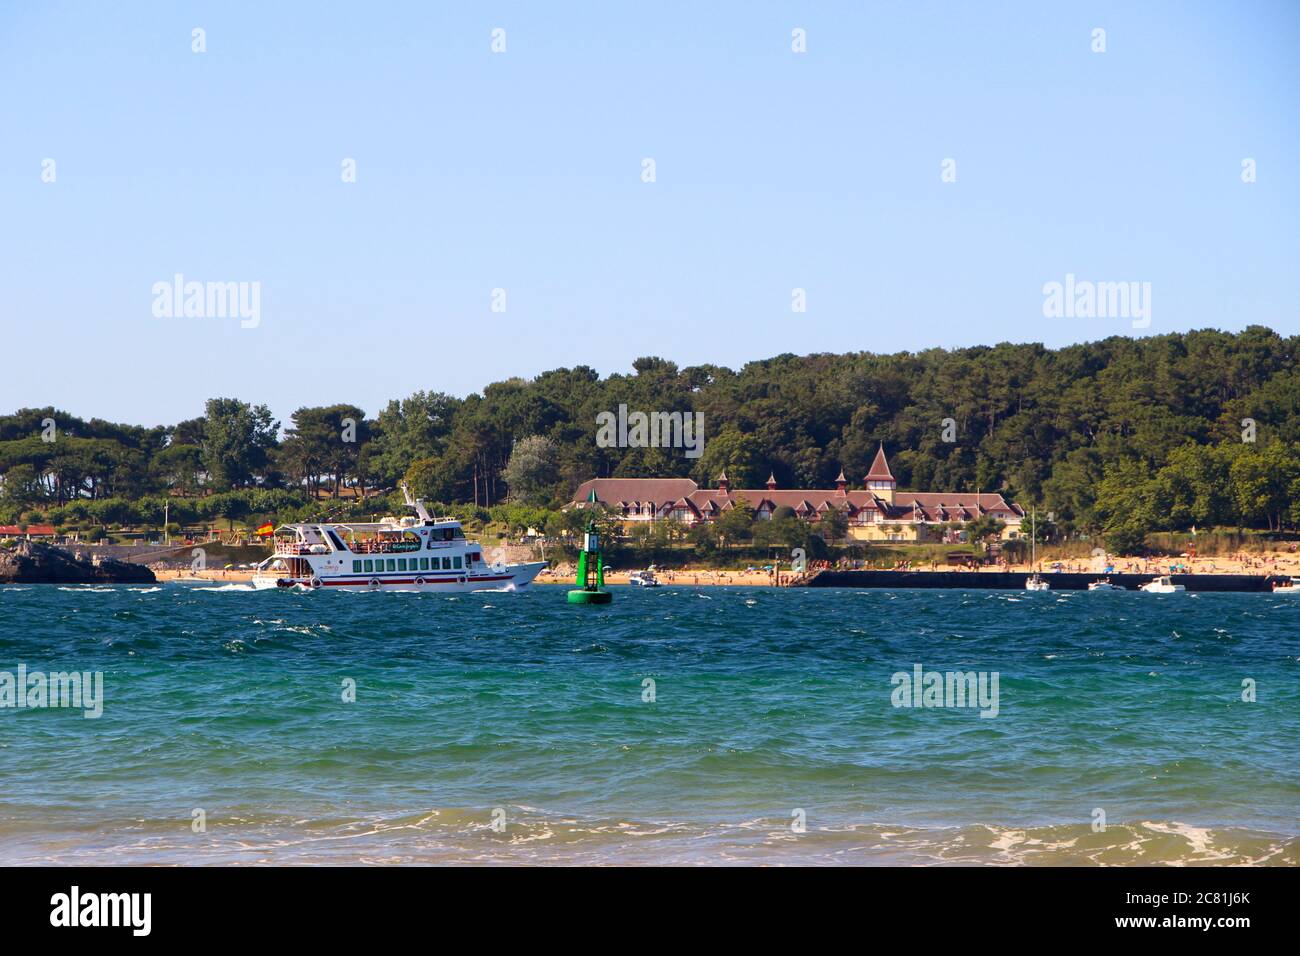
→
(1, 0, 1297, 428)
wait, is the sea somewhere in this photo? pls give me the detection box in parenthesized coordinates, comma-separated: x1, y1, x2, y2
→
(0, 583, 1295, 865)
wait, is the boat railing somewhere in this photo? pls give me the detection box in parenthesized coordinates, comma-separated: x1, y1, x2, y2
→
(350, 541, 422, 555)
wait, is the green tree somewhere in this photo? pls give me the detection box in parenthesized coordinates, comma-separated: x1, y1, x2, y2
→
(404, 456, 456, 503)
(691, 425, 766, 488)
(1152, 442, 1239, 529)
(688, 520, 719, 557)
(818, 509, 849, 544)
(716, 496, 755, 549)
(202, 398, 279, 490)
(370, 392, 459, 488)
(1094, 458, 1160, 553)
(1231, 441, 1300, 531)
(151, 443, 204, 495)
(964, 515, 1006, 545)
(279, 404, 368, 497)
(502, 435, 560, 505)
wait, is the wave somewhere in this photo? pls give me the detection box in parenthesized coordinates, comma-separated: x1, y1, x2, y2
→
(0, 806, 1292, 866)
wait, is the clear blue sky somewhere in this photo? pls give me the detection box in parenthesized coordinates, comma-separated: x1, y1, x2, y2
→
(2, 0, 1297, 428)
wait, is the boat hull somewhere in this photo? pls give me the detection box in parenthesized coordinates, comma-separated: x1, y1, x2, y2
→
(251, 561, 547, 593)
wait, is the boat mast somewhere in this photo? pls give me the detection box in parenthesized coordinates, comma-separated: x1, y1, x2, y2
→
(1031, 507, 1036, 571)
(399, 482, 433, 523)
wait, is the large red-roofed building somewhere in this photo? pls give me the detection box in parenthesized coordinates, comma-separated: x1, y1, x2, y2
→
(570, 444, 1024, 542)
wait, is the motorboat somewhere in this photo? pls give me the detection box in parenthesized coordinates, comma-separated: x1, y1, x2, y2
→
(1139, 576, 1185, 594)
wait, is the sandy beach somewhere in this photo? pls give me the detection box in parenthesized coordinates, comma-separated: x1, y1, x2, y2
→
(536, 566, 786, 586)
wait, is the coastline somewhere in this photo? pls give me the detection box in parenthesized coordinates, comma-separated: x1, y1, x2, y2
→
(147, 549, 1300, 589)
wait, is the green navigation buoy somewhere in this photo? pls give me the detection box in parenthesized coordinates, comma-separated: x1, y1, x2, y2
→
(568, 493, 612, 605)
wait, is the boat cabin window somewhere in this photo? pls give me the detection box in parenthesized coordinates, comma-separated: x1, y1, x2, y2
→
(426, 527, 465, 546)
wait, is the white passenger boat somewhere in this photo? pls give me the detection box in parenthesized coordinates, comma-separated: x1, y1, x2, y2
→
(1139, 575, 1185, 594)
(1273, 577, 1300, 594)
(251, 487, 545, 592)
(629, 569, 660, 588)
(1024, 573, 1050, 592)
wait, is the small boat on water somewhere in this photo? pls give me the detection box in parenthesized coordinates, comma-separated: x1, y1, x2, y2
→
(629, 569, 661, 588)
(251, 486, 545, 592)
(1023, 508, 1050, 591)
(1088, 578, 1125, 591)
(1139, 575, 1185, 594)
(1272, 577, 1300, 593)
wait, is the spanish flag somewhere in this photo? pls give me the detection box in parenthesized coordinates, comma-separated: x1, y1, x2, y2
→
(255, 523, 275, 536)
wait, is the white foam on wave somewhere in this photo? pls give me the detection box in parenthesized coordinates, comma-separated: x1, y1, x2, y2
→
(1139, 820, 1235, 862)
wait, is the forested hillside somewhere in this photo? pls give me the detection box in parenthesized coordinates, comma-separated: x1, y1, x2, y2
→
(2, 326, 1299, 545)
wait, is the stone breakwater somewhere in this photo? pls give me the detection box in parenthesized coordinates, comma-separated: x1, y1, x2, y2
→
(0, 541, 156, 585)
(803, 570, 1281, 592)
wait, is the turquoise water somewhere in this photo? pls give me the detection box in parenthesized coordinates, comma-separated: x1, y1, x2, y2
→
(0, 583, 1296, 865)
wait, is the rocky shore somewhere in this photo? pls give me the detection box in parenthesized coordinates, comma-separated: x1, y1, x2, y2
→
(0, 541, 157, 585)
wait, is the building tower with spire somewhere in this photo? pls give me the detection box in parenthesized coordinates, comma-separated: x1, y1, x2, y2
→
(864, 443, 896, 505)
